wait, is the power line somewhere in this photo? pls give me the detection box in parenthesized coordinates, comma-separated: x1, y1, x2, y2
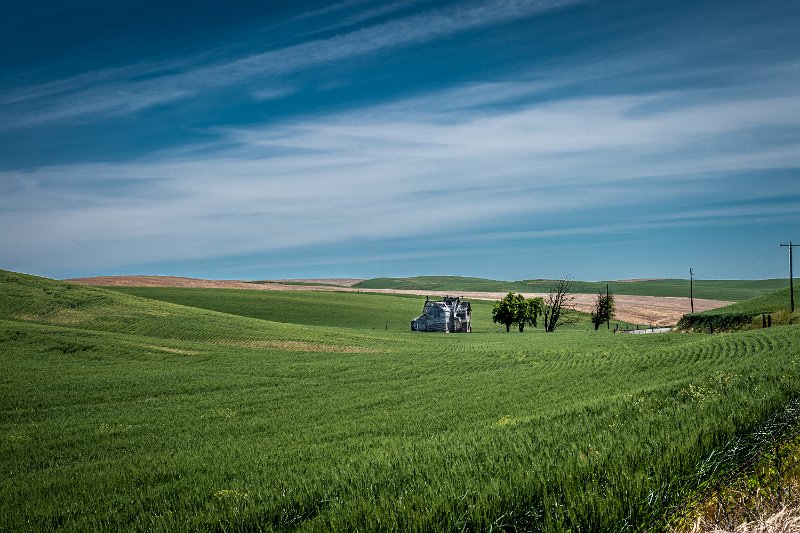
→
(780, 242, 799, 313)
(712, 249, 782, 278)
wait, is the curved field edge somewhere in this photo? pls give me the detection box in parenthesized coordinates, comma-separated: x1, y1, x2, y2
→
(2, 269, 800, 531)
(0, 269, 388, 349)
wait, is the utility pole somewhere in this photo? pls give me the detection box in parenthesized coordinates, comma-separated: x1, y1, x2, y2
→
(780, 242, 798, 313)
(689, 268, 694, 314)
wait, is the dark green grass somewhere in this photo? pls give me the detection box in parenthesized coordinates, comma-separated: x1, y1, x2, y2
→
(678, 287, 800, 331)
(697, 287, 800, 317)
(3, 270, 800, 531)
(355, 276, 787, 301)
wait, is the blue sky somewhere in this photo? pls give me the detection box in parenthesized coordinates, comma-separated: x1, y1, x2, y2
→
(1, 0, 799, 281)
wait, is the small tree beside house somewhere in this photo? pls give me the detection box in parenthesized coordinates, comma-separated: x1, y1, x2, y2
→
(517, 295, 544, 332)
(492, 292, 545, 332)
(492, 292, 519, 332)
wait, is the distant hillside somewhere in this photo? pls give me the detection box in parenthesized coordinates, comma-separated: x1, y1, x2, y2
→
(0, 269, 373, 346)
(678, 286, 800, 331)
(354, 276, 787, 302)
(696, 287, 800, 317)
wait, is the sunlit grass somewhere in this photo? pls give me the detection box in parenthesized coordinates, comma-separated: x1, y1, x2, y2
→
(2, 270, 800, 531)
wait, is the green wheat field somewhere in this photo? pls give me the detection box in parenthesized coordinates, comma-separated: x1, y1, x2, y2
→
(2, 269, 800, 531)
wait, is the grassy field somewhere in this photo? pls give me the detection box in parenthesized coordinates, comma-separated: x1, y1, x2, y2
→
(354, 276, 788, 301)
(106, 287, 492, 332)
(3, 269, 800, 531)
(696, 286, 799, 317)
(105, 286, 598, 332)
(677, 287, 800, 331)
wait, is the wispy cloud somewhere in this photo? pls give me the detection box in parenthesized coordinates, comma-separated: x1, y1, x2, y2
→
(0, 0, 585, 130)
(282, 0, 376, 24)
(2, 73, 798, 273)
(297, 0, 430, 37)
(251, 86, 297, 101)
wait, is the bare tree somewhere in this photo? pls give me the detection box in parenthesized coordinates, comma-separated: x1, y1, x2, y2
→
(543, 277, 578, 332)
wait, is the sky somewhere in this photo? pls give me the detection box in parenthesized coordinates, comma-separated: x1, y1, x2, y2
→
(1, 0, 799, 281)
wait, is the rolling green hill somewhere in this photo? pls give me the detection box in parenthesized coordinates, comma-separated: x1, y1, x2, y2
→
(354, 276, 787, 301)
(678, 286, 800, 331)
(0, 270, 372, 347)
(105, 286, 600, 332)
(697, 286, 799, 317)
(3, 269, 800, 531)
(107, 286, 493, 332)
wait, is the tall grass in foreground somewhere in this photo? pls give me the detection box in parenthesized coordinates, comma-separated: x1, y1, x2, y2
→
(2, 270, 800, 531)
(677, 421, 800, 533)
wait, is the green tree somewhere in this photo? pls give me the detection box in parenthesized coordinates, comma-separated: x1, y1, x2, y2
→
(492, 292, 545, 332)
(591, 290, 616, 331)
(517, 296, 544, 332)
(492, 292, 519, 332)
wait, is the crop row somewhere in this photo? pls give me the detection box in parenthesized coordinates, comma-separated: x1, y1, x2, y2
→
(2, 271, 800, 530)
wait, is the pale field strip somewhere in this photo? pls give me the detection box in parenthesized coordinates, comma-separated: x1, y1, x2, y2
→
(686, 506, 800, 533)
(67, 276, 734, 327)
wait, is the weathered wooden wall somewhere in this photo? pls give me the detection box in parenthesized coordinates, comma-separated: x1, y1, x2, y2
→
(411, 298, 470, 333)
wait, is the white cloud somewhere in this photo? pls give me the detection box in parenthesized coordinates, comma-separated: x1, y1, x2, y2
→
(2, 78, 798, 273)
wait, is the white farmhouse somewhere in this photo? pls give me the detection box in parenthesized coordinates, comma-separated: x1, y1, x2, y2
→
(410, 296, 471, 333)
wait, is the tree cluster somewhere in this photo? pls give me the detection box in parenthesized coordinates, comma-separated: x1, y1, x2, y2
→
(491, 278, 581, 334)
(492, 292, 544, 332)
(590, 290, 616, 330)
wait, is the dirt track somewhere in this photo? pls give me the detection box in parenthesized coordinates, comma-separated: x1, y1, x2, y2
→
(67, 276, 733, 327)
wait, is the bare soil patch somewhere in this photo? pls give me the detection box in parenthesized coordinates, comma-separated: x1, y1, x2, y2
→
(67, 276, 733, 326)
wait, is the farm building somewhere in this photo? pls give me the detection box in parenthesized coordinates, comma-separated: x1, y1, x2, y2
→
(411, 296, 471, 333)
